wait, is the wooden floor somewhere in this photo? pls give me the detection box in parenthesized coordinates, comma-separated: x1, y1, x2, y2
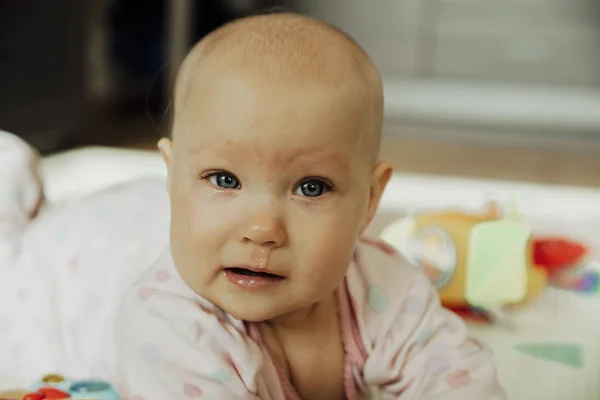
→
(379, 136, 600, 188)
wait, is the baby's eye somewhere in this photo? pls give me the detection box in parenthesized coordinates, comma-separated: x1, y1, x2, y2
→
(294, 179, 333, 198)
(205, 171, 240, 189)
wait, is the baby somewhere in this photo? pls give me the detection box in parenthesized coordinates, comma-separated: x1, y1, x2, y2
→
(113, 12, 505, 400)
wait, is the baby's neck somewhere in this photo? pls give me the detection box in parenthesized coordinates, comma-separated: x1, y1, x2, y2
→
(259, 291, 346, 400)
(265, 291, 338, 337)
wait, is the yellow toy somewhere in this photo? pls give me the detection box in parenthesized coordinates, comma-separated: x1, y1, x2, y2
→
(380, 202, 549, 321)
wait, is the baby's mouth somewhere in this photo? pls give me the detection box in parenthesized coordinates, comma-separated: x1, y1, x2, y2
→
(225, 267, 283, 279)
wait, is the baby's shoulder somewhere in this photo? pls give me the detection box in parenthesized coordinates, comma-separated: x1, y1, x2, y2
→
(350, 236, 424, 300)
(118, 251, 242, 337)
(112, 253, 265, 395)
(347, 237, 435, 334)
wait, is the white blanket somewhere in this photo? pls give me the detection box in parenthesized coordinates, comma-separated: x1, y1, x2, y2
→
(0, 131, 170, 383)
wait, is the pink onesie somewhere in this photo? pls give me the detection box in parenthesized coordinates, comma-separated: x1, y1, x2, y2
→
(113, 239, 505, 399)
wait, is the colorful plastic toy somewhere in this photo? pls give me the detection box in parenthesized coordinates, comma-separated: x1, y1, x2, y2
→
(533, 238, 599, 293)
(380, 201, 597, 323)
(0, 374, 119, 400)
(31, 375, 72, 394)
(68, 381, 119, 400)
(24, 388, 71, 400)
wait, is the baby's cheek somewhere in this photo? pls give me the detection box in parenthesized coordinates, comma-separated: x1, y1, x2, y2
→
(172, 199, 232, 277)
(186, 187, 240, 234)
(169, 210, 209, 288)
(294, 206, 357, 253)
(296, 223, 353, 292)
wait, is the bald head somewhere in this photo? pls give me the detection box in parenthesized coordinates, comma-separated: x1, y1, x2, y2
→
(172, 12, 384, 162)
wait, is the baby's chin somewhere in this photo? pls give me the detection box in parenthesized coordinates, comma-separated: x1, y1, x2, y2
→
(216, 297, 290, 323)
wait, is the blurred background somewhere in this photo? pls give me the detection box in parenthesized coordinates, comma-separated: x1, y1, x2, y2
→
(1, 0, 599, 185)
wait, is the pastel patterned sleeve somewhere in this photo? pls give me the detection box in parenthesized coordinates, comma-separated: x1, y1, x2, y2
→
(366, 272, 505, 400)
(113, 287, 263, 400)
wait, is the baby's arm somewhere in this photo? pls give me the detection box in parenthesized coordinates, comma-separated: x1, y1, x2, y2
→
(371, 273, 505, 399)
(113, 290, 263, 400)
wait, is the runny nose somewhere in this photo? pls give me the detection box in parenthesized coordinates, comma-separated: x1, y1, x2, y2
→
(240, 212, 285, 248)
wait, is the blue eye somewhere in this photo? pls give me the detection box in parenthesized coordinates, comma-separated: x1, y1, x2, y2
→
(294, 179, 333, 197)
(206, 171, 240, 189)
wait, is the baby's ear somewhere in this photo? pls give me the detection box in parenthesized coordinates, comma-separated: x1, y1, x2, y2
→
(157, 137, 174, 192)
(362, 161, 393, 233)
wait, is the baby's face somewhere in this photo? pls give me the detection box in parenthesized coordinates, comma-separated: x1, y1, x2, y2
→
(164, 72, 383, 322)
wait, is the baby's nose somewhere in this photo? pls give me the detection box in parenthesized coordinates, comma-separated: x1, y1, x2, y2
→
(239, 212, 286, 247)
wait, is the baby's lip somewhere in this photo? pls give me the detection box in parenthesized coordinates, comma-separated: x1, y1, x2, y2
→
(224, 265, 284, 278)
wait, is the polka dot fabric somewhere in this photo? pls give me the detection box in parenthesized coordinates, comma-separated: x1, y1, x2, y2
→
(351, 240, 505, 399)
(113, 253, 264, 399)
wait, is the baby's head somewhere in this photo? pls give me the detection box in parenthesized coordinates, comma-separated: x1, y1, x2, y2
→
(158, 12, 392, 323)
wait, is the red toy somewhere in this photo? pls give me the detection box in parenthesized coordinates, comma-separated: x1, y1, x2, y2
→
(23, 388, 71, 400)
(532, 237, 599, 294)
(533, 238, 587, 271)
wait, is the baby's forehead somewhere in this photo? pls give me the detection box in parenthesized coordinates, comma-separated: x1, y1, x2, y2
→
(176, 120, 357, 161)
(172, 13, 383, 163)
(179, 72, 362, 130)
